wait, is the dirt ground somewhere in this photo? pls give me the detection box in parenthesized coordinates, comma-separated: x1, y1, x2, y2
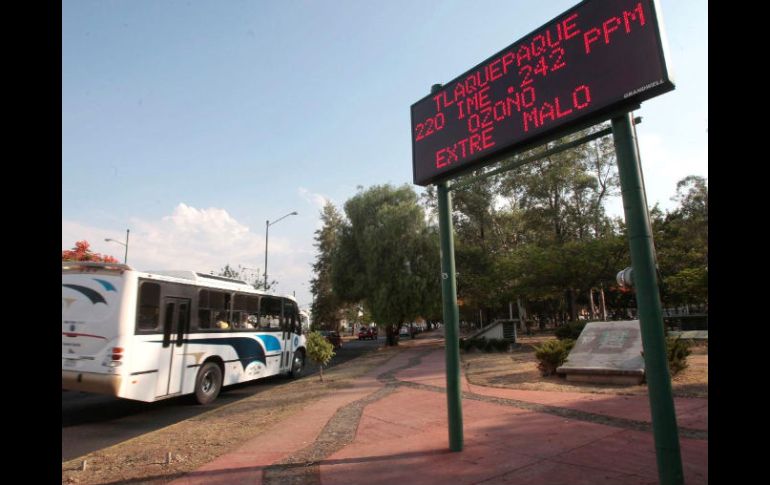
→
(461, 335, 708, 398)
(62, 335, 707, 484)
(61, 346, 402, 485)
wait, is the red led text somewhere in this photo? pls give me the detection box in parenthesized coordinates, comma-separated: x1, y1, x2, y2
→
(412, 0, 668, 186)
(584, 2, 646, 54)
(414, 112, 446, 141)
(435, 128, 495, 169)
(522, 85, 591, 132)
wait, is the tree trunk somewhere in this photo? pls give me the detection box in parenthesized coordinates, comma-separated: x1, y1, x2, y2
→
(599, 285, 607, 321)
(319, 365, 324, 382)
(517, 297, 527, 331)
(386, 325, 398, 346)
(589, 288, 597, 319)
(567, 289, 578, 322)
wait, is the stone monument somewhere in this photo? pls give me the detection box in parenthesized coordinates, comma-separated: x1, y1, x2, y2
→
(556, 320, 645, 385)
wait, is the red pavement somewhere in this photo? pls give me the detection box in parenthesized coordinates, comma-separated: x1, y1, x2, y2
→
(171, 334, 707, 485)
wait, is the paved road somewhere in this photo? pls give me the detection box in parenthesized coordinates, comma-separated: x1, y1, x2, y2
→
(62, 336, 384, 462)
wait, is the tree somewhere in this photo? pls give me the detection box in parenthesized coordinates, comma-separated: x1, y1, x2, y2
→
(62, 240, 119, 263)
(217, 264, 273, 290)
(493, 128, 621, 322)
(310, 202, 345, 330)
(305, 331, 335, 382)
(423, 172, 530, 326)
(652, 176, 708, 308)
(337, 303, 374, 335)
(332, 184, 440, 345)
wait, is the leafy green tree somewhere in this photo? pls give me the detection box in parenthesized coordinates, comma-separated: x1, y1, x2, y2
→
(421, 127, 622, 326)
(652, 176, 708, 308)
(310, 202, 345, 331)
(306, 331, 335, 382)
(332, 184, 440, 345)
(338, 303, 373, 335)
(500, 125, 619, 244)
(423, 172, 530, 325)
(493, 127, 621, 322)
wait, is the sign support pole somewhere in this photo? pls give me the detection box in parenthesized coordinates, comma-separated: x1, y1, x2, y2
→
(437, 179, 464, 452)
(611, 112, 684, 485)
(433, 83, 464, 452)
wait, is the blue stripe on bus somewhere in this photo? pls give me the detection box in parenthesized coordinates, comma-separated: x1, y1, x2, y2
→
(62, 284, 107, 305)
(255, 334, 282, 351)
(93, 278, 117, 292)
(148, 334, 286, 371)
(178, 337, 268, 370)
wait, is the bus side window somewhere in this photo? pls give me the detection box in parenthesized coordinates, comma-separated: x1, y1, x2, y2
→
(233, 294, 259, 330)
(283, 300, 298, 334)
(260, 296, 282, 330)
(247, 295, 259, 328)
(198, 309, 211, 329)
(197, 290, 233, 330)
(213, 310, 230, 330)
(197, 290, 211, 329)
(206, 291, 231, 331)
(136, 282, 161, 332)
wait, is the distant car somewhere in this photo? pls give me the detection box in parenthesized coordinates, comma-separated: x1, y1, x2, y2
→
(319, 330, 342, 348)
(358, 327, 378, 340)
(399, 326, 410, 338)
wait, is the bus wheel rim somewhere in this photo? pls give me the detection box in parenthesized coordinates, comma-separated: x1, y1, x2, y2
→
(202, 371, 213, 393)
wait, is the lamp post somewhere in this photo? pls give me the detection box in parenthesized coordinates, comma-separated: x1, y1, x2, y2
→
(265, 211, 297, 290)
(105, 229, 130, 264)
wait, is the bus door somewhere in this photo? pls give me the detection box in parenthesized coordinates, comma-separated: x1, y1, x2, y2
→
(281, 300, 296, 372)
(156, 297, 190, 397)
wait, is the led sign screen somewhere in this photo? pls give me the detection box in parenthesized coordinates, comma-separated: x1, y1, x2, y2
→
(411, 0, 674, 186)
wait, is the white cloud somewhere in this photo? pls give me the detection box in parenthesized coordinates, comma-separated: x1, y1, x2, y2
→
(298, 187, 331, 211)
(298, 187, 339, 231)
(62, 203, 316, 308)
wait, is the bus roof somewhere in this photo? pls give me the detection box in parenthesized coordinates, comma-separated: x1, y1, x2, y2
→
(62, 261, 132, 272)
(62, 261, 298, 302)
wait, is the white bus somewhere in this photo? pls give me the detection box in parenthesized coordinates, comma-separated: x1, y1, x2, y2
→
(62, 262, 307, 404)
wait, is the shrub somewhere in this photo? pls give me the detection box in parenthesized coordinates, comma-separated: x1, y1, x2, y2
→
(534, 339, 576, 376)
(554, 321, 587, 340)
(459, 337, 512, 352)
(495, 339, 512, 352)
(667, 336, 692, 375)
(469, 338, 486, 351)
(484, 339, 497, 352)
(458, 338, 475, 351)
(306, 331, 336, 382)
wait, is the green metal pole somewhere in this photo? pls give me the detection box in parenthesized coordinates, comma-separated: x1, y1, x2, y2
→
(432, 81, 463, 452)
(437, 179, 464, 452)
(611, 112, 683, 485)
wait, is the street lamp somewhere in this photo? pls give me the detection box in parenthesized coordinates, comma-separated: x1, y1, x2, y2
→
(265, 211, 297, 290)
(105, 229, 130, 264)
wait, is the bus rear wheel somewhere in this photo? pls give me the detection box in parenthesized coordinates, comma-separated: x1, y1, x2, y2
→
(194, 362, 222, 405)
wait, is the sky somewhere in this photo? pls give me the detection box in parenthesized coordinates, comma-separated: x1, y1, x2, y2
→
(62, 0, 708, 310)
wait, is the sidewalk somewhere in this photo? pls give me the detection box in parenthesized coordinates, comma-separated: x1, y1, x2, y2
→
(171, 333, 707, 485)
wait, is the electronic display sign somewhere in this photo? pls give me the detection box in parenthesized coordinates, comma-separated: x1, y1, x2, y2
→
(411, 0, 674, 186)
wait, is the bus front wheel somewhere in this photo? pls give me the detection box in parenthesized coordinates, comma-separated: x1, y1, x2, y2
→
(289, 350, 305, 379)
(194, 362, 222, 405)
